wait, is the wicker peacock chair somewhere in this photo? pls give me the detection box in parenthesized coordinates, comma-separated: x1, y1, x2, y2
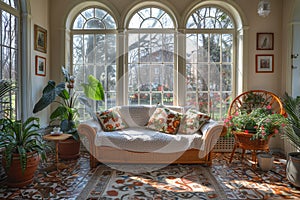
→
(227, 90, 285, 168)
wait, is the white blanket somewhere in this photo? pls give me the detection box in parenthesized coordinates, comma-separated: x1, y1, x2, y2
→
(94, 127, 205, 153)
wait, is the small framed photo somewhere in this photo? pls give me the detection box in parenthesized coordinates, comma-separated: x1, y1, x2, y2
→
(35, 56, 46, 76)
(256, 54, 274, 73)
(257, 33, 274, 50)
(34, 24, 47, 53)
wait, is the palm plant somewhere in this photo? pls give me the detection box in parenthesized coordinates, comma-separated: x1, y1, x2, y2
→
(282, 93, 300, 149)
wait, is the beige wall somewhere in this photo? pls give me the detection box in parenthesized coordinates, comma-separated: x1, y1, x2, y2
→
(30, 0, 50, 127)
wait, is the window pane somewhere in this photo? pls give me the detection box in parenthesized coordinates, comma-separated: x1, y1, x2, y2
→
(73, 15, 85, 29)
(82, 8, 94, 20)
(163, 34, 174, 62)
(95, 8, 106, 19)
(86, 19, 105, 29)
(84, 35, 95, 64)
(222, 34, 233, 62)
(73, 35, 84, 64)
(186, 7, 234, 29)
(222, 64, 232, 91)
(210, 34, 220, 62)
(141, 18, 162, 29)
(210, 92, 221, 120)
(198, 34, 209, 62)
(129, 7, 174, 29)
(103, 14, 116, 29)
(210, 64, 220, 91)
(106, 35, 116, 64)
(73, 8, 116, 30)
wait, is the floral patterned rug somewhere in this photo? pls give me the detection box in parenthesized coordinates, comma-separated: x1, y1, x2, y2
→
(1, 151, 300, 199)
(77, 164, 227, 200)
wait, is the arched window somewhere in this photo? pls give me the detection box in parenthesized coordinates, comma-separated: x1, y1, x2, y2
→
(185, 6, 235, 120)
(0, 0, 20, 119)
(127, 7, 175, 105)
(71, 7, 117, 120)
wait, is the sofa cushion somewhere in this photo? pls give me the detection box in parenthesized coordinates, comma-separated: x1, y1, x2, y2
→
(96, 108, 127, 131)
(94, 127, 205, 153)
(178, 109, 210, 134)
(146, 107, 183, 134)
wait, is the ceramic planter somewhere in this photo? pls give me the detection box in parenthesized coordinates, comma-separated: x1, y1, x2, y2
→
(257, 153, 274, 171)
(58, 138, 80, 160)
(286, 152, 300, 187)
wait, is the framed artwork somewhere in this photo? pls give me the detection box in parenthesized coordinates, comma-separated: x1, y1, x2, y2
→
(34, 24, 47, 53)
(256, 54, 274, 73)
(35, 56, 46, 76)
(257, 33, 274, 50)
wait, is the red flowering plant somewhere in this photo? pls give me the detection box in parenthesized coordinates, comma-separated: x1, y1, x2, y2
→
(224, 105, 288, 140)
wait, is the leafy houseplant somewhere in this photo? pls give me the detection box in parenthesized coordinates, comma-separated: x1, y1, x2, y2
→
(282, 93, 300, 187)
(33, 67, 104, 160)
(224, 106, 288, 140)
(0, 117, 47, 172)
(33, 67, 104, 140)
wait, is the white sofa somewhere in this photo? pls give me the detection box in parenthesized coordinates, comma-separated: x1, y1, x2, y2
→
(78, 105, 225, 168)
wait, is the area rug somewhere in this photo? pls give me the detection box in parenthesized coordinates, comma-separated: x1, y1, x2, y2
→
(77, 164, 227, 200)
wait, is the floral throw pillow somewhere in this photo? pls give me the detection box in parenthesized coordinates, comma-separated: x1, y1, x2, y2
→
(146, 107, 183, 134)
(96, 108, 127, 131)
(178, 109, 210, 134)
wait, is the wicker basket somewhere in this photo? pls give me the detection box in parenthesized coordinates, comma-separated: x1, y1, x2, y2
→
(233, 131, 273, 151)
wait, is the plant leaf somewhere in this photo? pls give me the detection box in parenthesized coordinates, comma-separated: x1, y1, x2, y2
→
(33, 81, 66, 113)
(50, 106, 68, 120)
(81, 75, 104, 101)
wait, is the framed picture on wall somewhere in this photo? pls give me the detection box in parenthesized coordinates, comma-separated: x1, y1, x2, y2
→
(256, 54, 274, 73)
(35, 56, 46, 76)
(257, 33, 274, 50)
(34, 24, 47, 53)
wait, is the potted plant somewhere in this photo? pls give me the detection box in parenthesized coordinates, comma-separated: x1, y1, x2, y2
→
(33, 67, 104, 159)
(282, 93, 300, 187)
(224, 106, 288, 140)
(0, 116, 48, 187)
(224, 105, 288, 168)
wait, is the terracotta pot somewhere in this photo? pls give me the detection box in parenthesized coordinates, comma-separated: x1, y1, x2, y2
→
(286, 152, 300, 187)
(58, 138, 80, 160)
(2, 152, 40, 187)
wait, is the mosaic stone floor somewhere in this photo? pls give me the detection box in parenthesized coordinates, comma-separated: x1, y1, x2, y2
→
(0, 150, 300, 199)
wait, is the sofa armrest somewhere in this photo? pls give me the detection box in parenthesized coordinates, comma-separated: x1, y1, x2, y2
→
(78, 119, 102, 168)
(199, 120, 226, 155)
